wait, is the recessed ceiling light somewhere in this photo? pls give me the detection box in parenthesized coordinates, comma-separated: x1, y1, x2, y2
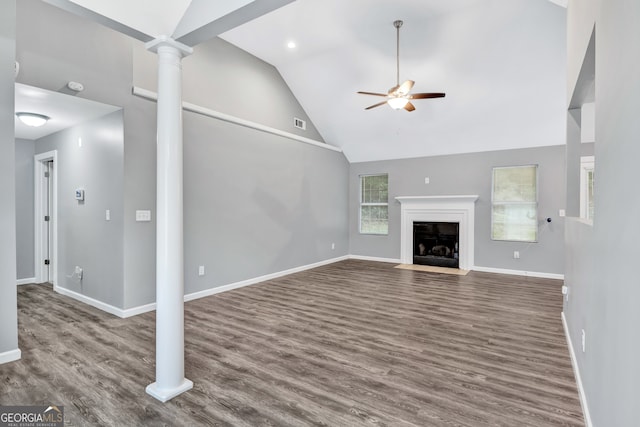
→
(287, 41, 296, 49)
(16, 112, 50, 127)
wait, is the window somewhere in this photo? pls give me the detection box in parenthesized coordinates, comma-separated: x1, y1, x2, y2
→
(491, 165, 538, 242)
(360, 174, 388, 234)
(580, 156, 594, 221)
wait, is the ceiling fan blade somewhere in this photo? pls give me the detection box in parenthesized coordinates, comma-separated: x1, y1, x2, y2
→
(357, 91, 388, 97)
(410, 92, 446, 99)
(365, 100, 389, 110)
(404, 102, 416, 112)
(396, 80, 415, 96)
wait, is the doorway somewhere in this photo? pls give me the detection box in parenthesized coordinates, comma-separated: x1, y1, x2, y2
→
(34, 150, 57, 286)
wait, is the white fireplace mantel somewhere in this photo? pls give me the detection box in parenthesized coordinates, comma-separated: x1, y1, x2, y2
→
(395, 195, 479, 270)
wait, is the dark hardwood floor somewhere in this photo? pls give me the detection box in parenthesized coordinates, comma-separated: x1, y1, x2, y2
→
(1, 260, 584, 426)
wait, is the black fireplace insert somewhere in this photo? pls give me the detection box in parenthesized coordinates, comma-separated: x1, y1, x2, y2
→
(413, 222, 459, 268)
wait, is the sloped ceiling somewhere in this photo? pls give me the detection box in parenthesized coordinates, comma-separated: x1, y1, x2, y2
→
(220, 0, 567, 162)
(15, 83, 120, 140)
(39, 0, 567, 163)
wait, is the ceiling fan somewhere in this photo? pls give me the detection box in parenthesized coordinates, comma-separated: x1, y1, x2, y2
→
(358, 20, 445, 112)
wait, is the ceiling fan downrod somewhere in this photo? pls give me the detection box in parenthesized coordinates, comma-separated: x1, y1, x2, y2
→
(394, 20, 403, 87)
(356, 19, 445, 111)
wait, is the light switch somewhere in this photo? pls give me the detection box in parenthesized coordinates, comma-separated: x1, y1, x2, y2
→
(106, 210, 111, 221)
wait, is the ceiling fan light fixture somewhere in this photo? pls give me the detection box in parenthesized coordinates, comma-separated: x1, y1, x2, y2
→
(387, 97, 409, 110)
(16, 112, 50, 127)
(357, 20, 445, 112)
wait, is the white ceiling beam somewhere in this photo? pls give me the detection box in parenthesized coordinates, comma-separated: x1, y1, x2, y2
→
(174, 0, 296, 47)
(41, 0, 154, 42)
(172, 0, 255, 41)
(548, 0, 568, 7)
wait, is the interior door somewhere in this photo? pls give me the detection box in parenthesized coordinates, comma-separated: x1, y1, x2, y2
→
(44, 160, 53, 282)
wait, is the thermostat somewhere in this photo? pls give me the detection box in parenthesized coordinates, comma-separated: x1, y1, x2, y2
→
(75, 189, 85, 201)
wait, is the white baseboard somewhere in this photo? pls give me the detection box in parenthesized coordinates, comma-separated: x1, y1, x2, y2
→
(54, 286, 126, 318)
(562, 312, 593, 427)
(348, 255, 402, 264)
(0, 348, 22, 364)
(183, 255, 350, 303)
(349, 257, 564, 279)
(53, 257, 565, 320)
(17, 277, 36, 286)
(472, 266, 564, 280)
(119, 255, 352, 318)
(121, 302, 157, 318)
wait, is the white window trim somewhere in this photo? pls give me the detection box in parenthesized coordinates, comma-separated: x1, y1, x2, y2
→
(359, 174, 389, 235)
(491, 164, 539, 243)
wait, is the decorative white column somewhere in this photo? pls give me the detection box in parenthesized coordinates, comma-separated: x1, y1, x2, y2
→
(145, 36, 193, 403)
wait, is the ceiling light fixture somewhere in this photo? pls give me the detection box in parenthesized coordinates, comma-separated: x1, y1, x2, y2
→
(387, 97, 409, 110)
(16, 112, 50, 127)
(358, 20, 445, 112)
(287, 41, 296, 49)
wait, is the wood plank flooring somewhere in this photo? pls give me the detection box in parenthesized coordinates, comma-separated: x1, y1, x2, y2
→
(1, 260, 583, 426)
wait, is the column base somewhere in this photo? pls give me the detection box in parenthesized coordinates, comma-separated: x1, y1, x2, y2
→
(146, 378, 193, 402)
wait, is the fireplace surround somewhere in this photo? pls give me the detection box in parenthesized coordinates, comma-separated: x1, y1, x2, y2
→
(396, 195, 478, 270)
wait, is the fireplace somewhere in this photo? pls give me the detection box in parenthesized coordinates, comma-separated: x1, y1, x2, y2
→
(413, 222, 459, 268)
(396, 195, 478, 270)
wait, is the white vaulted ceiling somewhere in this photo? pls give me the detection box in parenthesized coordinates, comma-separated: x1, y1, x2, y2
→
(39, 0, 568, 163)
(220, 0, 568, 162)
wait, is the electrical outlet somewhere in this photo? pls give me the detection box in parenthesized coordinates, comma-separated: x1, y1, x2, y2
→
(331, 242, 335, 250)
(581, 329, 586, 352)
(136, 210, 151, 222)
(424, 177, 430, 184)
(513, 251, 520, 259)
(562, 285, 569, 302)
(75, 266, 83, 280)
(198, 266, 205, 276)
(559, 209, 566, 217)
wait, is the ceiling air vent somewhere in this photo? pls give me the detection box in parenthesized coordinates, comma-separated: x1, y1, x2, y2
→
(293, 117, 306, 130)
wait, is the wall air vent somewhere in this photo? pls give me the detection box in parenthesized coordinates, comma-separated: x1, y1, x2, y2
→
(293, 117, 306, 130)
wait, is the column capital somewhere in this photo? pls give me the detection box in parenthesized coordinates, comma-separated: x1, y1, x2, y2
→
(146, 36, 193, 57)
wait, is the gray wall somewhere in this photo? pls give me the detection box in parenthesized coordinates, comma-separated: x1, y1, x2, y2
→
(0, 0, 19, 357)
(17, 0, 349, 311)
(349, 145, 566, 275)
(564, 0, 640, 425)
(127, 32, 338, 307)
(566, 109, 595, 217)
(35, 111, 125, 308)
(183, 112, 348, 293)
(17, 0, 143, 310)
(133, 37, 326, 143)
(15, 138, 35, 280)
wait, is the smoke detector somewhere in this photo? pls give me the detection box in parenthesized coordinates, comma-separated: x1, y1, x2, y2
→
(67, 81, 84, 92)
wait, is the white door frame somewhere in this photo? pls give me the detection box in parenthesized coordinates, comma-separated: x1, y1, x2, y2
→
(34, 150, 58, 287)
